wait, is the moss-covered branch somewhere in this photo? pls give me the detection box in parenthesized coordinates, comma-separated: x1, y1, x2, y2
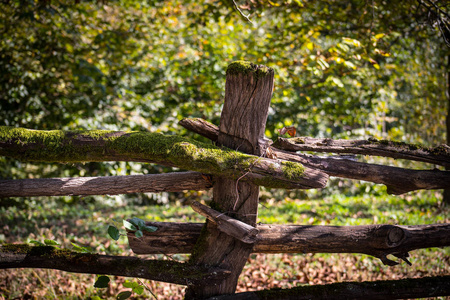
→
(0, 126, 328, 189)
(0, 244, 230, 285)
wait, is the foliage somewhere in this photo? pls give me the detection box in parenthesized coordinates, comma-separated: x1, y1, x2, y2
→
(0, 0, 448, 195)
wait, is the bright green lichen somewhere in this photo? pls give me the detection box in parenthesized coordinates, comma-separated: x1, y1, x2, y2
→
(226, 60, 273, 78)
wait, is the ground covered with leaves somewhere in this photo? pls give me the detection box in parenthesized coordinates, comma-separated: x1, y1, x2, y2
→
(0, 191, 449, 299)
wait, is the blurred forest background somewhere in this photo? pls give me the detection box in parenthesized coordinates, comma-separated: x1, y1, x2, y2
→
(1, 1, 450, 298)
(1, 0, 448, 203)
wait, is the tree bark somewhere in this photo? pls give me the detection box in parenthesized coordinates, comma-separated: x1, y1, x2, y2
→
(0, 172, 211, 198)
(185, 61, 275, 299)
(128, 222, 450, 266)
(0, 244, 230, 286)
(273, 136, 450, 168)
(0, 127, 328, 190)
(206, 276, 450, 300)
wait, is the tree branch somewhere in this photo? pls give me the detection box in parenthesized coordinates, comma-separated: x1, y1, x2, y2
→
(0, 244, 230, 286)
(207, 276, 450, 299)
(0, 171, 211, 198)
(128, 222, 450, 266)
(179, 117, 450, 194)
(0, 126, 328, 190)
(273, 136, 450, 168)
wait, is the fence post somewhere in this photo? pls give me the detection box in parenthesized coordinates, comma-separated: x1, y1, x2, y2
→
(185, 61, 274, 299)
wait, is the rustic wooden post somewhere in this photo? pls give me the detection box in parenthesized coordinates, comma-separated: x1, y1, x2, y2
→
(185, 61, 274, 299)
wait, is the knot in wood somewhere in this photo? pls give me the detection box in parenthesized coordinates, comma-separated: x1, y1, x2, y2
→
(387, 227, 404, 246)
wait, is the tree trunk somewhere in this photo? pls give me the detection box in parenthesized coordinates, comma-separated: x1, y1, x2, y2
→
(185, 62, 274, 299)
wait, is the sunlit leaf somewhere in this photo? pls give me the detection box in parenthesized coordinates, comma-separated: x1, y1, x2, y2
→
(44, 239, 59, 246)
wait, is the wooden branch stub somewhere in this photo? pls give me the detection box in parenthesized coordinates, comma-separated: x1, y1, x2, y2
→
(190, 201, 259, 244)
(128, 221, 450, 266)
(207, 276, 450, 300)
(0, 171, 212, 198)
(0, 244, 231, 286)
(180, 118, 219, 143)
(273, 136, 450, 168)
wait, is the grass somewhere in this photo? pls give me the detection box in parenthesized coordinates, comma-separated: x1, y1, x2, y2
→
(0, 190, 449, 299)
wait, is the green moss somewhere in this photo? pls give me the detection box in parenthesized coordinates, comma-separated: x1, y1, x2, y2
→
(1, 243, 98, 263)
(226, 61, 273, 78)
(1, 243, 32, 254)
(368, 137, 450, 156)
(281, 161, 305, 180)
(0, 126, 306, 189)
(291, 137, 305, 144)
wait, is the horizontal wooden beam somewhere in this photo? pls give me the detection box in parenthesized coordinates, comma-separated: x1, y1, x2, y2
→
(0, 244, 230, 286)
(179, 117, 450, 195)
(273, 136, 450, 168)
(127, 222, 450, 266)
(207, 276, 450, 300)
(0, 172, 211, 198)
(0, 126, 328, 190)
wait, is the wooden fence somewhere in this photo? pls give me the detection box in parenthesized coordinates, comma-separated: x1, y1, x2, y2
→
(1, 61, 450, 299)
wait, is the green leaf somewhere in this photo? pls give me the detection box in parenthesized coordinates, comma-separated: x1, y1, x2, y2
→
(133, 285, 144, 295)
(143, 225, 157, 233)
(71, 242, 93, 253)
(123, 281, 137, 288)
(134, 230, 143, 238)
(94, 275, 110, 288)
(90, 296, 103, 300)
(123, 220, 137, 231)
(108, 225, 120, 241)
(29, 240, 45, 246)
(44, 239, 60, 246)
(129, 217, 145, 228)
(117, 291, 132, 300)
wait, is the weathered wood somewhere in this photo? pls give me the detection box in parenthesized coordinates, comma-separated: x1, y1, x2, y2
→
(0, 172, 211, 198)
(273, 136, 450, 168)
(0, 126, 328, 190)
(186, 61, 275, 299)
(177, 118, 450, 194)
(0, 244, 230, 286)
(190, 201, 259, 244)
(180, 118, 219, 143)
(207, 276, 450, 300)
(128, 222, 450, 266)
(274, 149, 450, 195)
